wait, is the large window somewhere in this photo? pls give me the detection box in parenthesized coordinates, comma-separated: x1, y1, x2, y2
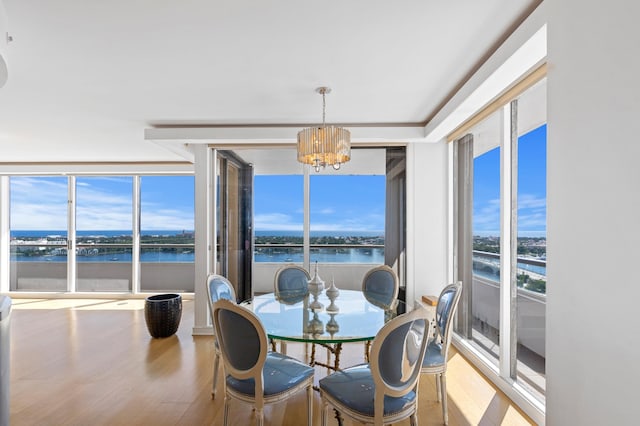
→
(253, 149, 387, 266)
(309, 174, 385, 264)
(5, 174, 194, 293)
(76, 176, 133, 292)
(454, 78, 547, 403)
(254, 175, 304, 262)
(9, 177, 69, 291)
(140, 176, 195, 292)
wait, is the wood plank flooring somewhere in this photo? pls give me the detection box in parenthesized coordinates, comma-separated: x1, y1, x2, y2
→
(7, 298, 535, 425)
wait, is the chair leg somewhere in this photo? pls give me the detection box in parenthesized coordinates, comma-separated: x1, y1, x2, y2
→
(223, 396, 230, 426)
(280, 340, 287, 355)
(410, 412, 418, 426)
(256, 407, 264, 426)
(435, 373, 442, 402)
(441, 373, 448, 425)
(307, 384, 313, 426)
(212, 351, 220, 399)
(321, 398, 329, 426)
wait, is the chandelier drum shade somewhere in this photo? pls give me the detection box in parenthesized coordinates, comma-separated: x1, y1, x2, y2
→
(297, 87, 351, 172)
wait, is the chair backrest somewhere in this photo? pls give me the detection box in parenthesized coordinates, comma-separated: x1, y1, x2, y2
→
(361, 265, 399, 309)
(206, 274, 236, 307)
(435, 282, 463, 355)
(369, 307, 432, 420)
(213, 299, 269, 403)
(274, 265, 310, 303)
(205, 274, 236, 331)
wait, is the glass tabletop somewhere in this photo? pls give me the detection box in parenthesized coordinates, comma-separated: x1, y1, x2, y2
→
(248, 289, 403, 344)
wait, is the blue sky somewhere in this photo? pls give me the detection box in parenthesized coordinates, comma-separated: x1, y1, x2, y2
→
(254, 175, 386, 233)
(10, 176, 195, 231)
(473, 124, 547, 237)
(10, 125, 545, 236)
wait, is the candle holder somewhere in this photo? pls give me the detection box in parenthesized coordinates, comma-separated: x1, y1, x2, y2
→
(325, 312, 339, 337)
(325, 277, 340, 313)
(308, 261, 325, 311)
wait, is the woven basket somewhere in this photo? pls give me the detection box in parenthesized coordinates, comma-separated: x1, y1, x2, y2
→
(145, 294, 182, 338)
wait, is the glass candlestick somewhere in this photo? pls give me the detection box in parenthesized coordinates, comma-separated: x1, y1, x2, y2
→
(326, 277, 340, 313)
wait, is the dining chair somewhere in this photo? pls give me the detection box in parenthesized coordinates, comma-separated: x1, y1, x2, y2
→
(361, 265, 399, 360)
(361, 265, 399, 310)
(273, 264, 310, 353)
(274, 264, 310, 300)
(213, 299, 315, 426)
(421, 281, 463, 425)
(205, 274, 237, 399)
(319, 306, 432, 426)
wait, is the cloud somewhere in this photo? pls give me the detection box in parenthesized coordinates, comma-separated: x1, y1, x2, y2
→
(474, 194, 546, 232)
(254, 213, 302, 231)
(10, 176, 194, 231)
(518, 194, 546, 209)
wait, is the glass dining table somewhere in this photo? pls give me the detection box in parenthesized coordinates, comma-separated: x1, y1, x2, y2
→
(247, 289, 404, 371)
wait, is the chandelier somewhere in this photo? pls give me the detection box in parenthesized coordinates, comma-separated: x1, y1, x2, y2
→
(297, 87, 351, 172)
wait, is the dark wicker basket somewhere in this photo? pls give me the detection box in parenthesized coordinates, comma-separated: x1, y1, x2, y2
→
(145, 294, 182, 338)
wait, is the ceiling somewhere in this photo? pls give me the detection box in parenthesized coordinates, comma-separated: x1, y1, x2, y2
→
(0, 0, 538, 163)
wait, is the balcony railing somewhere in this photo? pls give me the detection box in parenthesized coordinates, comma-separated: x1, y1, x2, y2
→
(471, 249, 546, 398)
(254, 243, 384, 264)
(473, 250, 546, 295)
(9, 242, 195, 292)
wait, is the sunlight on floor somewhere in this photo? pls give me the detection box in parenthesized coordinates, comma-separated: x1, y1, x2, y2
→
(447, 352, 534, 425)
(9, 297, 193, 311)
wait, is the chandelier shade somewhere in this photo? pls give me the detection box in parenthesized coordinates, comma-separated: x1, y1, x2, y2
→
(296, 87, 351, 172)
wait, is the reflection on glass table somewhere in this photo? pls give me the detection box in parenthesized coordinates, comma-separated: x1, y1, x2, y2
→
(249, 289, 404, 372)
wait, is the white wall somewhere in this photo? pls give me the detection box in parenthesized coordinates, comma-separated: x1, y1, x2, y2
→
(546, 1, 640, 424)
(407, 142, 449, 303)
(252, 263, 382, 294)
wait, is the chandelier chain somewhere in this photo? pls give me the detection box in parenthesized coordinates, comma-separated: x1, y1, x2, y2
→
(322, 90, 326, 127)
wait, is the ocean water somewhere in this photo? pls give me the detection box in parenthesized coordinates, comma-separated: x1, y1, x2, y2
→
(11, 230, 384, 263)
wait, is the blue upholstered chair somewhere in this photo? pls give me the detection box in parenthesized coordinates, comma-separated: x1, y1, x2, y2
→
(362, 265, 399, 310)
(361, 265, 399, 360)
(421, 282, 462, 425)
(213, 299, 315, 426)
(274, 264, 310, 303)
(319, 307, 432, 426)
(273, 265, 310, 353)
(205, 274, 236, 399)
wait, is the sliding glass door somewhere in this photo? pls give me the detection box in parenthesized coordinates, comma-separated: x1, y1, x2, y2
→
(453, 78, 547, 401)
(216, 151, 253, 302)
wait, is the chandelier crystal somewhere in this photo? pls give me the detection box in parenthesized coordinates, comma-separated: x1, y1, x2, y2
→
(297, 87, 351, 172)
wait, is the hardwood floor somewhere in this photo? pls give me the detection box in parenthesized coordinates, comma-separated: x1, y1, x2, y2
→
(8, 298, 535, 425)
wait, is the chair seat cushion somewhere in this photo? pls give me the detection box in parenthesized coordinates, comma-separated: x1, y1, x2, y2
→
(226, 352, 313, 397)
(318, 364, 416, 417)
(422, 340, 444, 367)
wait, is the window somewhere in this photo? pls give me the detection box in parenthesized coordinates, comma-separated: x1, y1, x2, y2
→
(309, 174, 385, 264)
(254, 175, 304, 262)
(253, 148, 387, 266)
(10, 177, 69, 291)
(140, 176, 195, 292)
(454, 78, 547, 403)
(5, 174, 195, 294)
(76, 176, 133, 292)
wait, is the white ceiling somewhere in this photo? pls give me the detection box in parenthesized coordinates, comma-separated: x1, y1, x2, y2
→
(0, 0, 538, 163)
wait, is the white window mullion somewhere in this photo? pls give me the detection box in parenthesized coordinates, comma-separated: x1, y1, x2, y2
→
(499, 104, 512, 377)
(508, 100, 519, 380)
(132, 176, 141, 293)
(0, 177, 9, 292)
(67, 176, 77, 293)
(303, 165, 310, 271)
